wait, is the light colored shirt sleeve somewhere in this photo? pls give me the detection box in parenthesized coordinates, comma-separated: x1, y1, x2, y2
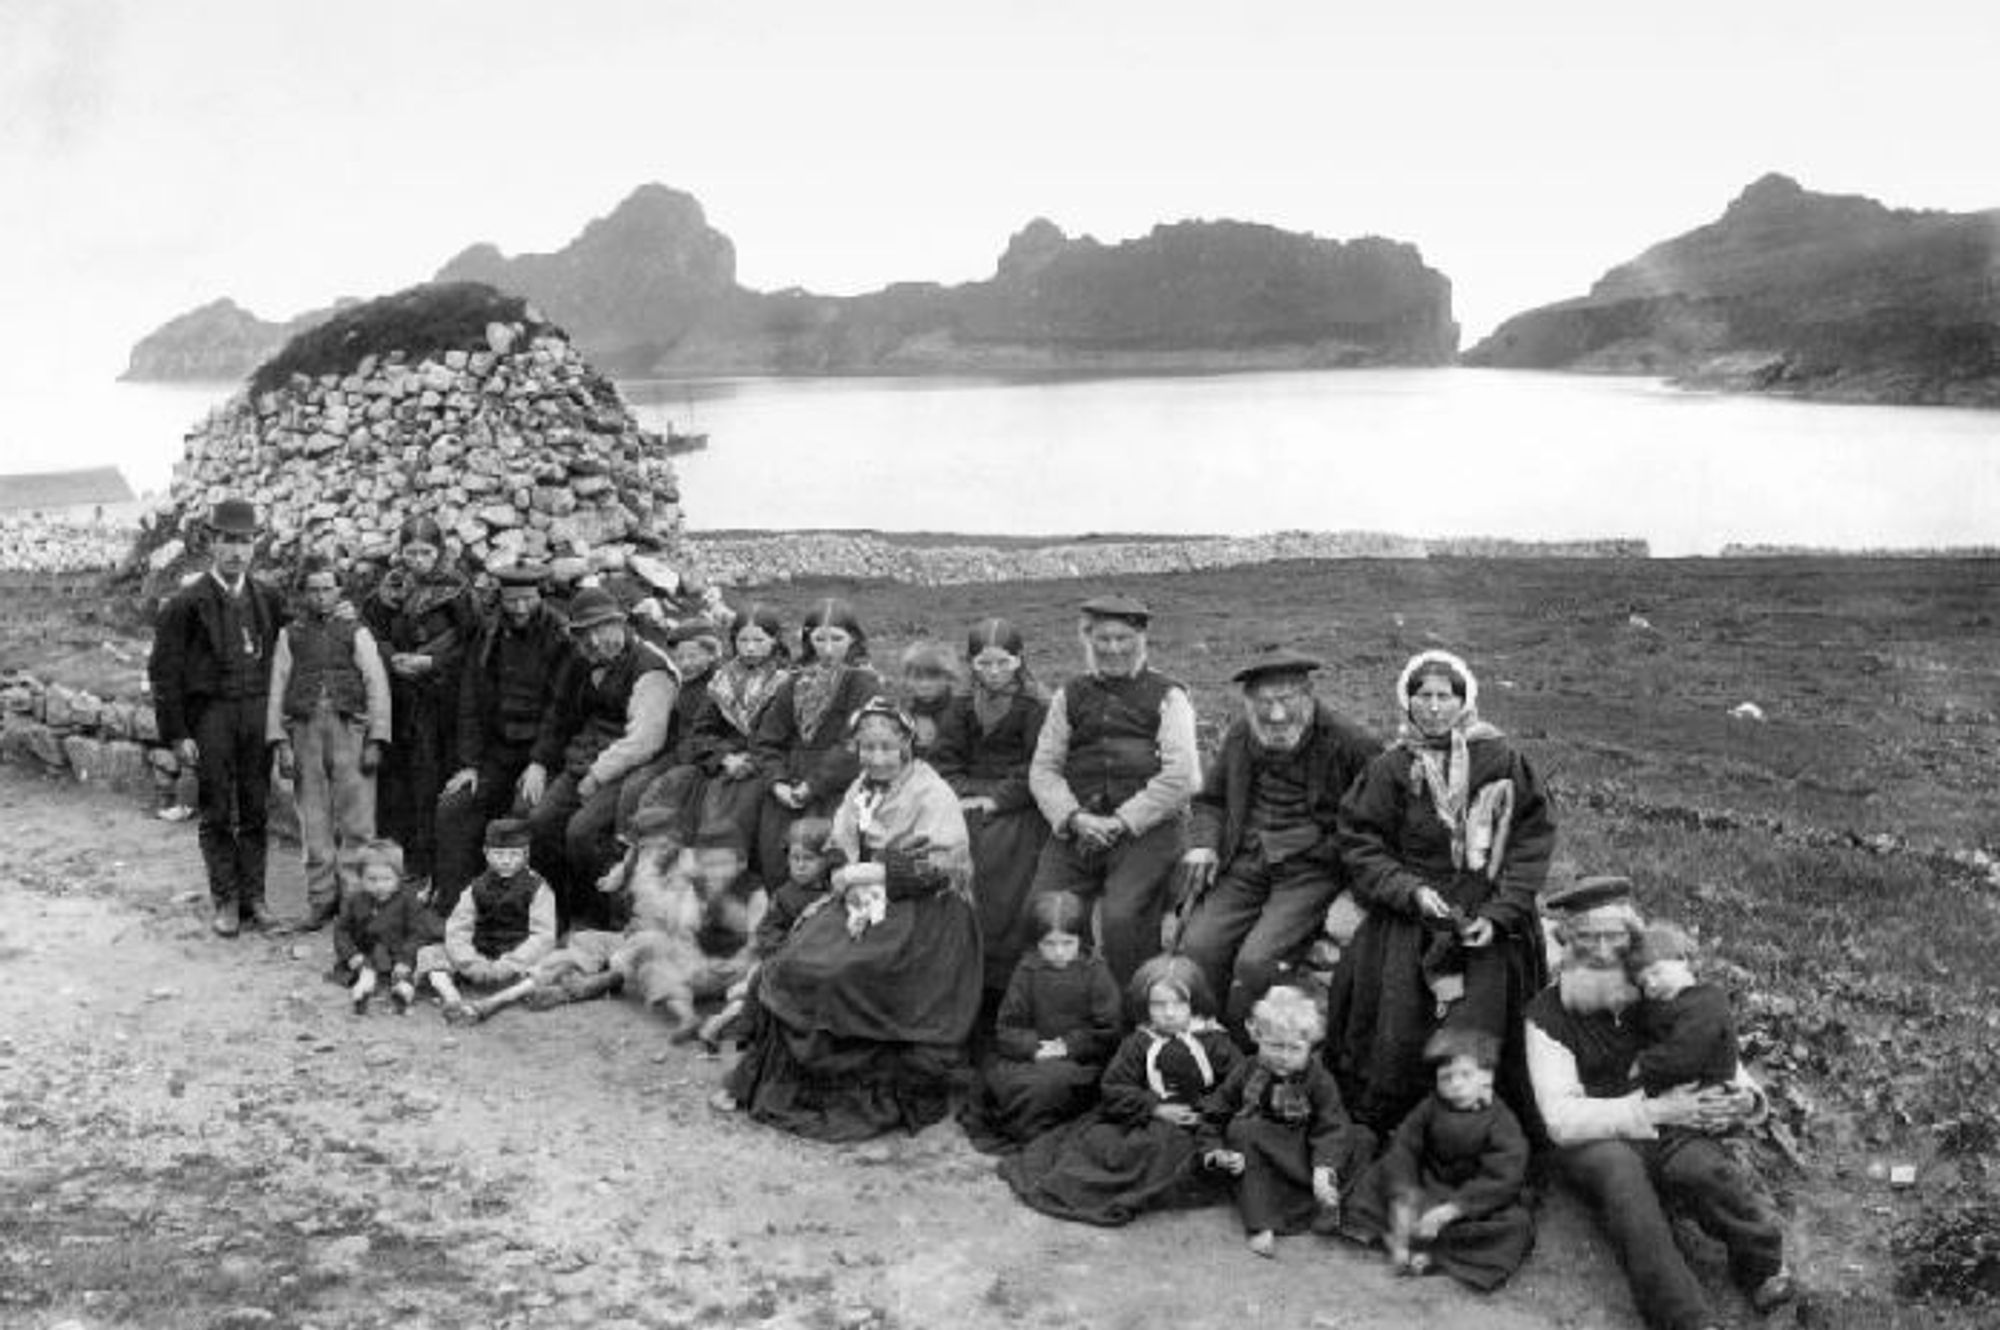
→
(1527, 1017, 1659, 1145)
(352, 625, 393, 743)
(443, 889, 480, 970)
(500, 885, 558, 967)
(1028, 687, 1079, 833)
(587, 666, 678, 786)
(1114, 687, 1199, 837)
(265, 631, 295, 742)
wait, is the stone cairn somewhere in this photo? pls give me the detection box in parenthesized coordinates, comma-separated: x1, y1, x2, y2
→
(130, 282, 686, 595)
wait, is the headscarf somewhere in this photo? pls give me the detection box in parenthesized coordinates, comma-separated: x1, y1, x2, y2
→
(1393, 649, 1506, 874)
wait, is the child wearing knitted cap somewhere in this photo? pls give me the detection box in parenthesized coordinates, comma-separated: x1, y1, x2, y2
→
(414, 816, 557, 1024)
(1199, 985, 1372, 1258)
(1629, 920, 1741, 1095)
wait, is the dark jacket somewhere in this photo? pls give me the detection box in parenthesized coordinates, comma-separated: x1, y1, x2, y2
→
(931, 691, 1049, 815)
(750, 666, 885, 800)
(333, 885, 441, 972)
(993, 952, 1123, 1065)
(1188, 702, 1382, 875)
(531, 637, 675, 777)
(456, 605, 572, 768)
(147, 573, 287, 745)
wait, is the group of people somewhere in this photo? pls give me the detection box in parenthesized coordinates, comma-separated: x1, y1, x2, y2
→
(147, 496, 1793, 1330)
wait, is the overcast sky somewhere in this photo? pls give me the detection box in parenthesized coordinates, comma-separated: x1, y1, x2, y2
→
(3, 0, 1996, 390)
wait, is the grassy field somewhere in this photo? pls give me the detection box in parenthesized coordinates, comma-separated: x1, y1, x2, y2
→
(5, 555, 1998, 1320)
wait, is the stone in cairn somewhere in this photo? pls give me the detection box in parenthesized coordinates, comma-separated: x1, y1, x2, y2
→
(130, 284, 687, 593)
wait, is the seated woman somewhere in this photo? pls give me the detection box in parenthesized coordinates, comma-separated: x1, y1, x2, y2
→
(716, 698, 982, 1141)
(1324, 649, 1555, 1139)
(929, 618, 1052, 1016)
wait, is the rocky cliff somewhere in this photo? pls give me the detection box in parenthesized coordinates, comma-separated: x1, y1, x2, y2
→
(1464, 174, 2000, 406)
(122, 298, 347, 382)
(125, 186, 1457, 380)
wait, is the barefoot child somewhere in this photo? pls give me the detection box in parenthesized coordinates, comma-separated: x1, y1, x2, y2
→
(1343, 1028, 1534, 1290)
(332, 838, 438, 1015)
(416, 818, 557, 1023)
(1001, 955, 1242, 1226)
(967, 890, 1123, 1149)
(1200, 985, 1370, 1257)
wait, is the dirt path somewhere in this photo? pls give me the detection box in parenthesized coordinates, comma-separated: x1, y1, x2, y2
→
(3, 768, 1749, 1330)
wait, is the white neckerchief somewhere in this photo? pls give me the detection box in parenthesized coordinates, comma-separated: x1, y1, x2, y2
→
(1143, 1026, 1214, 1099)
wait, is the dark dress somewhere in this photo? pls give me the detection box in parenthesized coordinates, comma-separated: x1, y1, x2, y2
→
(930, 689, 1052, 993)
(671, 658, 790, 859)
(965, 951, 1123, 1151)
(1343, 1093, 1535, 1291)
(749, 664, 884, 885)
(364, 567, 478, 882)
(1197, 1060, 1373, 1236)
(725, 760, 981, 1142)
(1325, 734, 1554, 1136)
(1001, 1024, 1242, 1226)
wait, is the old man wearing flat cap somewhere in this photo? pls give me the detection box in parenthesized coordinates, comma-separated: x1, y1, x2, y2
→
(147, 497, 288, 937)
(1173, 647, 1381, 1029)
(1026, 594, 1198, 985)
(1527, 874, 1794, 1329)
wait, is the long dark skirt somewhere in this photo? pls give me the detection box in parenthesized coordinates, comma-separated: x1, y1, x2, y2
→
(1324, 902, 1547, 1136)
(379, 682, 450, 881)
(969, 805, 1052, 993)
(964, 1056, 1101, 1153)
(727, 889, 981, 1142)
(1342, 1166, 1536, 1291)
(1223, 1114, 1376, 1236)
(1000, 1112, 1226, 1226)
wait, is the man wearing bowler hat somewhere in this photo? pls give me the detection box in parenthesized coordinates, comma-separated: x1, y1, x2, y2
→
(518, 586, 678, 930)
(433, 562, 572, 919)
(147, 497, 288, 937)
(1026, 594, 1198, 985)
(1172, 647, 1381, 1029)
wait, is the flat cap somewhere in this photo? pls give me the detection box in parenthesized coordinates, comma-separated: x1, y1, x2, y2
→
(1079, 593, 1151, 627)
(484, 817, 531, 849)
(1231, 647, 1323, 687)
(1543, 874, 1635, 915)
(492, 562, 551, 587)
(565, 587, 626, 631)
(665, 619, 724, 646)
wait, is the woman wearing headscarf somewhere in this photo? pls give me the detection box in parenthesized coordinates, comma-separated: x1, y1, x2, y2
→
(748, 598, 885, 886)
(1323, 649, 1554, 1138)
(930, 618, 1053, 1007)
(718, 697, 983, 1140)
(363, 516, 479, 891)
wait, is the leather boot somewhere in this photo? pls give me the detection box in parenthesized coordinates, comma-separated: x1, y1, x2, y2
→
(211, 901, 241, 938)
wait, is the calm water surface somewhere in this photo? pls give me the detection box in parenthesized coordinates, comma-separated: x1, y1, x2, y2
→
(15, 370, 1998, 557)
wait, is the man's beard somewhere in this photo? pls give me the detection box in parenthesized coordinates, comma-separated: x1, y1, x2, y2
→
(1248, 712, 1307, 752)
(1558, 962, 1639, 1015)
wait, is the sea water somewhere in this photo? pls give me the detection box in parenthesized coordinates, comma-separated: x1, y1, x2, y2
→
(10, 369, 1997, 557)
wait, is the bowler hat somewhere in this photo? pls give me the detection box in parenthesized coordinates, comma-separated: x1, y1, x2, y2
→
(206, 498, 261, 537)
(1543, 874, 1635, 915)
(1231, 647, 1322, 687)
(1079, 594, 1151, 628)
(566, 587, 627, 631)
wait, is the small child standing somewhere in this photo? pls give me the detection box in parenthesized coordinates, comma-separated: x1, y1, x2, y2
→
(1630, 921, 1740, 1094)
(415, 817, 557, 1024)
(967, 891, 1123, 1150)
(1200, 986, 1370, 1257)
(1342, 1028, 1534, 1290)
(1001, 955, 1243, 1226)
(332, 838, 439, 1015)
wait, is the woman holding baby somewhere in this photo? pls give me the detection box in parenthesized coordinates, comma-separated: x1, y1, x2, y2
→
(717, 696, 982, 1141)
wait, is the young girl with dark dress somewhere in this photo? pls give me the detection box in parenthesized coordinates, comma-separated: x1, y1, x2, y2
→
(964, 891, 1123, 1151)
(668, 605, 791, 859)
(1001, 955, 1241, 1226)
(749, 599, 884, 887)
(929, 618, 1052, 1008)
(717, 699, 982, 1141)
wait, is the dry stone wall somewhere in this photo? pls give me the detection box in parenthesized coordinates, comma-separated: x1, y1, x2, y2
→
(136, 320, 685, 589)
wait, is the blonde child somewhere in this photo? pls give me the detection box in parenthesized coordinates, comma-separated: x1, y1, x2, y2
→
(967, 891, 1123, 1149)
(332, 838, 438, 1015)
(1200, 986, 1370, 1257)
(1342, 1028, 1534, 1290)
(1001, 954, 1243, 1225)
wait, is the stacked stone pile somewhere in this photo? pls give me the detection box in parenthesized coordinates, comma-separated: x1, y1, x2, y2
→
(0, 517, 132, 573)
(685, 529, 1649, 588)
(0, 671, 167, 795)
(131, 284, 686, 595)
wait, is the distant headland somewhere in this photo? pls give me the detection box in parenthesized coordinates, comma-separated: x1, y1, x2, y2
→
(1466, 174, 2000, 407)
(122, 185, 1457, 382)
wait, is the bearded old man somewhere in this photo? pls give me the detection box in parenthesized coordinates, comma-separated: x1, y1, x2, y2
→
(1026, 595, 1198, 985)
(1527, 875, 1795, 1330)
(1172, 648, 1380, 1028)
